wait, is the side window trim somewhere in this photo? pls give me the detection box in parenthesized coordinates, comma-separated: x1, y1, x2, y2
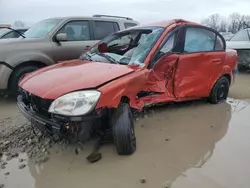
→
(148, 25, 185, 69)
(213, 35, 217, 50)
(182, 25, 226, 54)
(52, 20, 92, 42)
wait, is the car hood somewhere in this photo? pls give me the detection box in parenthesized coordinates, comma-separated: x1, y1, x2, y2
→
(226, 41, 250, 50)
(19, 59, 135, 99)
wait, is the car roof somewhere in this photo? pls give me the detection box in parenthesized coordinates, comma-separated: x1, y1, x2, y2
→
(48, 16, 138, 24)
(141, 19, 200, 28)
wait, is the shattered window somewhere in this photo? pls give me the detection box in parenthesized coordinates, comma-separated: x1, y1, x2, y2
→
(81, 27, 164, 66)
(184, 28, 216, 53)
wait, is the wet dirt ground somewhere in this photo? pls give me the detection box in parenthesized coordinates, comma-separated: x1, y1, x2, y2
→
(1, 73, 250, 188)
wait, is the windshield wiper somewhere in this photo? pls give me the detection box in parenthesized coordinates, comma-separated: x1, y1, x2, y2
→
(80, 53, 92, 61)
(7, 27, 26, 38)
(98, 53, 118, 64)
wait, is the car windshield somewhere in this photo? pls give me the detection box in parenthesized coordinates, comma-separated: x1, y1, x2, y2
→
(0, 28, 10, 36)
(80, 26, 164, 66)
(23, 18, 62, 38)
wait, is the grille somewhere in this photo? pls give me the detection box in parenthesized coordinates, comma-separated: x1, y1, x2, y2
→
(20, 88, 53, 118)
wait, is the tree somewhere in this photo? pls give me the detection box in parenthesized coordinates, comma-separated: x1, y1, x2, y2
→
(218, 19, 227, 32)
(13, 20, 25, 28)
(228, 13, 241, 33)
(201, 14, 221, 31)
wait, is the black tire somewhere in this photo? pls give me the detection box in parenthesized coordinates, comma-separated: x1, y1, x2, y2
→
(209, 77, 229, 104)
(9, 66, 40, 97)
(112, 103, 136, 155)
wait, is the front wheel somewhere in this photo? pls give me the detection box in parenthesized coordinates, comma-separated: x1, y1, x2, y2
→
(209, 77, 229, 104)
(112, 103, 136, 155)
(9, 66, 40, 98)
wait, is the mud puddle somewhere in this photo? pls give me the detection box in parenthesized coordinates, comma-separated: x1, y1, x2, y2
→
(1, 98, 250, 188)
(229, 73, 250, 99)
(1, 73, 250, 188)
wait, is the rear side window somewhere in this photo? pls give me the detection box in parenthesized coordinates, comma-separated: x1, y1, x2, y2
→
(184, 28, 216, 53)
(230, 30, 249, 41)
(94, 21, 119, 40)
(124, 22, 138, 29)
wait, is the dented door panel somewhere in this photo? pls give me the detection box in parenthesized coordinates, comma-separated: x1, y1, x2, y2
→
(175, 52, 225, 98)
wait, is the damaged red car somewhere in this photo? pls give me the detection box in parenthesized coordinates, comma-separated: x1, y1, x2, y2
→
(17, 19, 238, 155)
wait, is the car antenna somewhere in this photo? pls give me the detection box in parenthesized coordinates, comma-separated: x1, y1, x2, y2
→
(7, 27, 26, 38)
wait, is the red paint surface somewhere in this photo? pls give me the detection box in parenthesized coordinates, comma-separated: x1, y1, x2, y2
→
(20, 59, 134, 99)
(19, 19, 238, 111)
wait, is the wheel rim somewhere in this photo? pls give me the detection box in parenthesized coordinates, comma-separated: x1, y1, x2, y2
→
(216, 83, 228, 102)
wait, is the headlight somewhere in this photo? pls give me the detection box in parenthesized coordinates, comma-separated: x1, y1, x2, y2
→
(48, 90, 101, 116)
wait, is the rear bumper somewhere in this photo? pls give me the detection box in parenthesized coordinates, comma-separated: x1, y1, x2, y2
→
(0, 63, 13, 90)
(17, 96, 103, 140)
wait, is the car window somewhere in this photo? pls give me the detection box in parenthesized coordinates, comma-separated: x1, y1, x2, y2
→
(58, 21, 91, 41)
(230, 30, 249, 41)
(18, 29, 27, 33)
(24, 19, 61, 38)
(159, 33, 176, 54)
(81, 27, 164, 66)
(2, 31, 15, 39)
(124, 23, 138, 29)
(108, 35, 131, 47)
(215, 35, 224, 50)
(0, 28, 10, 36)
(94, 21, 119, 40)
(184, 28, 216, 53)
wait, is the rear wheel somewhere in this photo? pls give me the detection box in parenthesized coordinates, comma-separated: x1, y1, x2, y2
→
(9, 66, 41, 98)
(209, 77, 229, 104)
(112, 103, 136, 155)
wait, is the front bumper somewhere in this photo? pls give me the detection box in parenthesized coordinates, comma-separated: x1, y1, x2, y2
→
(17, 96, 103, 141)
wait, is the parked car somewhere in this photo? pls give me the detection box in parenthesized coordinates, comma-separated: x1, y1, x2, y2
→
(0, 15, 139, 96)
(0, 28, 28, 39)
(220, 32, 234, 41)
(226, 28, 250, 70)
(18, 19, 238, 155)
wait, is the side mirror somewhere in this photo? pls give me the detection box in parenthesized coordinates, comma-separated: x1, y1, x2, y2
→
(55, 33, 68, 42)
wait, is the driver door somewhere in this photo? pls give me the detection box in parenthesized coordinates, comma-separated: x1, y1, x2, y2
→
(146, 27, 184, 99)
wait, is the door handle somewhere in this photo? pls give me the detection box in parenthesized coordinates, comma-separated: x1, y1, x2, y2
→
(212, 59, 221, 64)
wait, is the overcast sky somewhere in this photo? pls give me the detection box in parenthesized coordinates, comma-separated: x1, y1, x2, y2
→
(1, 0, 250, 26)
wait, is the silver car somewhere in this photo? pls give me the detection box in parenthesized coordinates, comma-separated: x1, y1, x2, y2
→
(226, 28, 250, 70)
